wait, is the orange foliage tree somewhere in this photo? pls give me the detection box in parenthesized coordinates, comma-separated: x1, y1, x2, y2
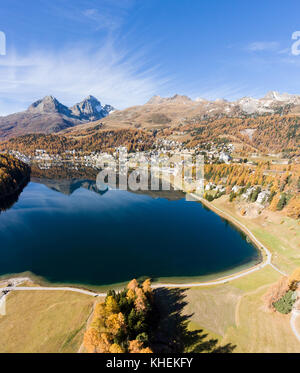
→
(83, 278, 154, 353)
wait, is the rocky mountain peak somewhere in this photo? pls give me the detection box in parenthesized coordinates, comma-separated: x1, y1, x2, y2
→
(28, 95, 71, 116)
(146, 95, 164, 105)
(264, 91, 282, 100)
(169, 94, 192, 102)
(263, 91, 300, 104)
(147, 94, 192, 105)
(214, 98, 229, 103)
(70, 96, 114, 121)
(0, 95, 115, 139)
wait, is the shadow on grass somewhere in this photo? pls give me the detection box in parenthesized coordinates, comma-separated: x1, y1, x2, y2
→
(150, 288, 236, 353)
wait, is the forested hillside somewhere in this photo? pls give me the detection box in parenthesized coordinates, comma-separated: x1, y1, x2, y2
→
(179, 115, 300, 155)
(0, 154, 30, 197)
(0, 114, 299, 156)
(0, 129, 155, 155)
(204, 163, 300, 219)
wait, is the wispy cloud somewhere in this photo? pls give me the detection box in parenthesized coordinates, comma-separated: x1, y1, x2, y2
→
(45, 0, 135, 33)
(246, 41, 280, 52)
(81, 8, 123, 31)
(0, 41, 170, 116)
(191, 81, 261, 102)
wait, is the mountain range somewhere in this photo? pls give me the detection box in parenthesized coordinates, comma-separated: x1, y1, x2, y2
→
(0, 95, 114, 139)
(72, 91, 300, 133)
(0, 91, 299, 155)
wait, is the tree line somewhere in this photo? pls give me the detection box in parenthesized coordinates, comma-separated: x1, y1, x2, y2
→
(179, 114, 299, 155)
(0, 129, 155, 155)
(203, 163, 300, 219)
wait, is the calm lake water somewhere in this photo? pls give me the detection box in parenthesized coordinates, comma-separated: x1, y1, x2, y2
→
(0, 174, 260, 286)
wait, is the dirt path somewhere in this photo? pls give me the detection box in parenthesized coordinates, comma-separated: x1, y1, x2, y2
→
(1, 286, 105, 297)
(234, 283, 271, 328)
(77, 301, 99, 353)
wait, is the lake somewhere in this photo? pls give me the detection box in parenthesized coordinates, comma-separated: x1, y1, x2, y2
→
(0, 168, 260, 286)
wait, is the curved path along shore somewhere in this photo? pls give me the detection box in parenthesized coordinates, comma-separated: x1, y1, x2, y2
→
(196, 195, 287, 274)
(153, 194, 287, 288)
(1, 286, 106, 297)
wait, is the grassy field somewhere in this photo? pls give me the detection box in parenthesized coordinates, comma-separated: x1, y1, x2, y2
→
(183, 266, 300, 352)
(223, 286, 298, 352)
(184, 284, 242, 336)
(182, 192, 300, 352)
(211, 196, 300, 275)
(182, 196, 300, 352)
(0, 290, 96, 353)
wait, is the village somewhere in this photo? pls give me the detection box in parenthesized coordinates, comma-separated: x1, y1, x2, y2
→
(6, 137, 294, 215)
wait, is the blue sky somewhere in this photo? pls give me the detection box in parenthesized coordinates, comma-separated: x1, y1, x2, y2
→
(1, 0, 300, 115)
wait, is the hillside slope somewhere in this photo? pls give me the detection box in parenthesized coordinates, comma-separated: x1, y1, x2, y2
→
(0, 129, 154, 155)
(1, 92, 299, 155)
(61, 93, 300, 155)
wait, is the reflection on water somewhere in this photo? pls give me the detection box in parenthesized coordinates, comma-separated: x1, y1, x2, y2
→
(0, 178, 29, 213)
(0, 164, 260, 286)
(30, 164, 185, 201)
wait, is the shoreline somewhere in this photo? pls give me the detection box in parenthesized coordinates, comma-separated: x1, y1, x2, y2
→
(0, 255, 260, 292)
(194, 194, 286, 277)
